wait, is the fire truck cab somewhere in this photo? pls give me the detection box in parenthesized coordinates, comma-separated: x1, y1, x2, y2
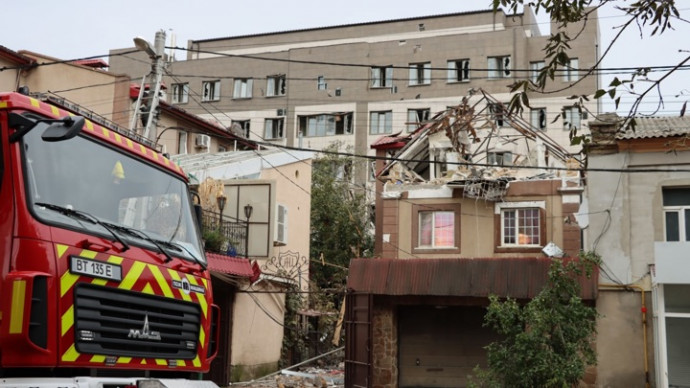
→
(0, 92, 218, 387)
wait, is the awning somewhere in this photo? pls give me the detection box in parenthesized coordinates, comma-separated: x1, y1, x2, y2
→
(206, 252, 254, 277)
(347, 257, 597, 300)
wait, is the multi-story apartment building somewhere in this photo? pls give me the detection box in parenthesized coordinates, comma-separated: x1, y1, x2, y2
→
(109, 6, 600, 189)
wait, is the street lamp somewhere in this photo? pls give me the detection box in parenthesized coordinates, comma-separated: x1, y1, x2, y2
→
(244, 204, 253, 258)
(216, 191, 227, 229)
(131, 30, 166, 142)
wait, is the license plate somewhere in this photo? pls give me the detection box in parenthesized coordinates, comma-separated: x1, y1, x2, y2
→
(70, 256, 122, 282)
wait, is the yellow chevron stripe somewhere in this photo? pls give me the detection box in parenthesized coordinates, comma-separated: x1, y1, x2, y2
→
(61, 305, 74, 336)
(193, 356, 201, 367)
(119, 261, 146, 290)
(187, 275, 207, 318)
(199, 327, 206, 350)
(108, 255, 124, 264)
(0, 102, 7, 108)
(149, 265, 174, 298)
(201, 277, 208, 289)
(155, 359, 167, 366)
(85, 120, 94, 131)
(114, 133, 122, 143)
(80, 250, 98, 259)
(126, 138, 134, 149)
(117, 357, 132, 364)
(60, 272, 79, 298)
(139, 144, 147, 155)
(9, 280, 26, 334)
(62, 344, 79, 362)
(29, 98, 39, 107)
(56, 244, 69, 259)
(51, 106, 60, 117)
(91, 278, 107, 286)
(101, 127, 110, 138)
(141, 359, 147, 365)
(91, 354, 106, 363)
(142, 283, 154, 295)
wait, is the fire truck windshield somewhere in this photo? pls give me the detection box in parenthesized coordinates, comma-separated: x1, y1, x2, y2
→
(21, 120, 205, 265)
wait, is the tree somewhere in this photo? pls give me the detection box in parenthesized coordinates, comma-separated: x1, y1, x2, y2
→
(493, 0, 684, 142)
(310, 143, 373, 290)
(469, 252, 601, 388)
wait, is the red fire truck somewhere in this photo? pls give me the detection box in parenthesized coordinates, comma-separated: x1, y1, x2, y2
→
(0, 92, 218, 387)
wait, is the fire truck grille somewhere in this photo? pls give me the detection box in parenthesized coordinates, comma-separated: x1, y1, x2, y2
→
(73, 284, 201, 360)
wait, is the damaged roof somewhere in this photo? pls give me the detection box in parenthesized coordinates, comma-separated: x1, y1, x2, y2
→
(618, 115, 690, 140)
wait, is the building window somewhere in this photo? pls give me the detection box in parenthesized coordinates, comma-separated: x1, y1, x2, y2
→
(371, 66, 393, 88)
(178, 131, 188, 155)
(201, 80, 220, 102)
(317, 76, 327, 90)
(409, 62, 431, 85)
(412, 204, 461, 253)
(298, 112, 353, 137)
(266, 74, 286, 97)
(495, 201, 545, 251)
(447, 59, 470, 82)
(171, 83, 189, 104)
(231, 120, 251, 138)
(488, 56, 511, 79)
(563, 58, 579, 82)
(530, 61, 545, 84)
(264, 118, 284, 139)
(563, 106, 584, 131)
(488, 103, 506, 127)
(660, 284, 690, 386)
(233, 78, 253, 99)
(407, 108, 430, 132)
(370, 111, 393, 135)
(531, 108, 547, 130)
(663, 187, 690, 241)
(275, 204, 288, 245)
(487, 151, 513, 166)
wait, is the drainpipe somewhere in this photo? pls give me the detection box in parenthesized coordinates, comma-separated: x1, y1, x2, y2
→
(599, 284, 650, 388)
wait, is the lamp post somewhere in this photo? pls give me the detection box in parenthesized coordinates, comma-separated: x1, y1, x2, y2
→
(132, 30, 166, 142)
(244, 204, 253, 258)
(216, 191, 227, 230)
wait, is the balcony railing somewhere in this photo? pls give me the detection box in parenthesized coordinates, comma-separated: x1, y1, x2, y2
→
(201, 210, 249, 257)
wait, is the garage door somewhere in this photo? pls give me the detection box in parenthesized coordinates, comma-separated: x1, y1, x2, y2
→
(398, 305, 500, 388)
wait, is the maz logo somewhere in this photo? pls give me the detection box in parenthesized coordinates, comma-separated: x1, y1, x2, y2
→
(128, 314, 161, 341)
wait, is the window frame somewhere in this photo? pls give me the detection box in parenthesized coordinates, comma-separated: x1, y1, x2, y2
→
(275, 203, 288, 245)
(264, 118, 285, 140)
(663, 187, 690, 242)
(369, 110, 393, 135)
(494, 201, 546, 253)
(298, 112, 353, 137)
(233, 78, 253, 99)
(488, 55, 511, 79)
(563, 58, 579, 82)
(530, 107, 547, 130)
(530, 61, 545, 84)
(408, 62, 431, 86)
(171, 83, 189, 104)
(370, 66, 393, 88)
(266, 74, 286, 97)
(201, 80, 221, 102)
(412, 203, 462, 254)
(407, 108, 431, 132)
(177, 131, 188, 155)
(563, 106, 583, 131)
(447, 59, 470, 83)
(231, 120, 251, 138)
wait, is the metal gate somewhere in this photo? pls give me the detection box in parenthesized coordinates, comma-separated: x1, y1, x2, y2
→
(344, 293, 372, 388)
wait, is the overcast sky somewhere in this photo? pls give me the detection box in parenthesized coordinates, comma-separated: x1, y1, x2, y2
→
(5, 0, 690, 115)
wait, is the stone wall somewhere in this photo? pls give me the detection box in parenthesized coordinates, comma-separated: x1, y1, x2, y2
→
(372, 305, 397, 388)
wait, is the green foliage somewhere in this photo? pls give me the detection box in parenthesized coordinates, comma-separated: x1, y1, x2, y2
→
(310, 143, 373, 290)
(202, 228, 226, 253)
(469, 251, 601, 388)
(280, 283, 309, 367)
(494, 0, 684, 142)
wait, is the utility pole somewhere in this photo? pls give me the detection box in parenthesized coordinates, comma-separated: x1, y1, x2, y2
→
(132, 30, 166, 142)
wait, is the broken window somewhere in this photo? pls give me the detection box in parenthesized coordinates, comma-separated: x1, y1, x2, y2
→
(171, 83, 189, 104)
(487, 151, 513, 166)
(231, 120, 251, 138)
(530, 108, 547, 130)
(563, 58, 579, 82)
(233, 78, 253, 99)
(488, 56, 511, 78)
(264, 118, 284, 139)
(501, 208, 541, 246)
(266, 75, 286, 97)
(488, 103, 506, 127)
(447, 59, 470, 82)
(298, 112, 353, 137)
(201, 80, 220, 102)
(407, 108, 430, 132)
(408, 62, 431, 85)
(371, 66, 393, 88)
(370, 111, 393, 134)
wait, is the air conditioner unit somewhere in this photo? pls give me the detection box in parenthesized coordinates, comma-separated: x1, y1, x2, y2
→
(195, 134, 210, 148)
(276, 108, 286, 116)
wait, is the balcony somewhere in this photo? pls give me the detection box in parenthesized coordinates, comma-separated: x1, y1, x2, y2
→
(201, 209, 249, 258)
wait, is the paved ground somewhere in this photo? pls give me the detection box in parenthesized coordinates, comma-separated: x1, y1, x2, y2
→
(228, 366, 344, 388)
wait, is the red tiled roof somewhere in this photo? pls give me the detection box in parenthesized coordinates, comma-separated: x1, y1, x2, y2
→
(206, 252, 254, 277)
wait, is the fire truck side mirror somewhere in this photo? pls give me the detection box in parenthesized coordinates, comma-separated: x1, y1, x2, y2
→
(41, 116, 85, 142)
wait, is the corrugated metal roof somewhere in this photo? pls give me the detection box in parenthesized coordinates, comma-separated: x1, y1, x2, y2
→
(206, 252, 254, 277)
(347, 258, 597, 300)
(617, 115, 690, 140)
